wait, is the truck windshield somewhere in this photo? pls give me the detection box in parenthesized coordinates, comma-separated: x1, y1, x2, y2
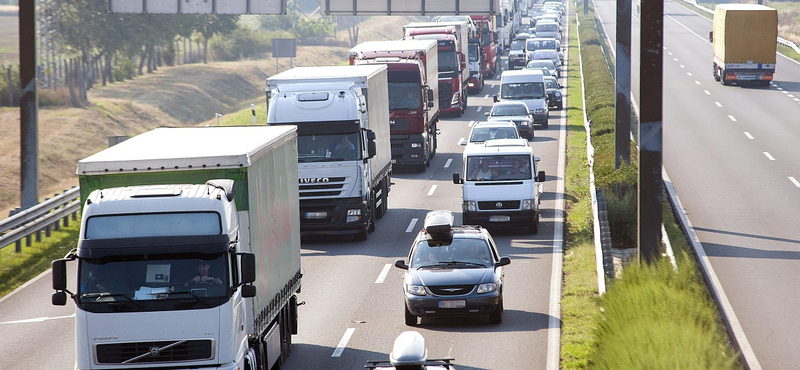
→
(500, 82, 546, 99)
(297, 132, 362, 162)
(466, 155, 532, 181)
(78, 253, 229, 305)
(438, 50, 459, 73)
(388, 82, 421, 110)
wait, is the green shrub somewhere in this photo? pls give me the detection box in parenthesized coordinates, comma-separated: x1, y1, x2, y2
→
(113, 55, 136, 82)
(210, 27, 272, 61)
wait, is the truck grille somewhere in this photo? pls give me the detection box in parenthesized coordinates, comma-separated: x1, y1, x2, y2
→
(390, 117, 410, 131)
(299, 177, 346, 198)
(95, 339, 213, 364)
(438, 81, 453, 106)
(429, 285, 475, 296)
(477, 200, 521, 210)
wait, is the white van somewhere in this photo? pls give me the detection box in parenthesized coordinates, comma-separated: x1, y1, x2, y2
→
(452, 138, 546, 233)
(494, 69, 550, 128)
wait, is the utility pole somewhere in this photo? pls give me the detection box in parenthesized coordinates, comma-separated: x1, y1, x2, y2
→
(638, 0, 663, 264)
(20, 0, 39, 210)
(615, 0, 631, 168)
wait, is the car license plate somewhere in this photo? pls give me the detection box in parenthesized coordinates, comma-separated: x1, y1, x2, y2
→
(438, 300, 466, 309)
(305, 211, 327, 219)
(489, 215, 511, 222)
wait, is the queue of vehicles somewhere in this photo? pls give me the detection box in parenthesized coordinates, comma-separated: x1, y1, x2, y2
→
(49, 1, 564, 369)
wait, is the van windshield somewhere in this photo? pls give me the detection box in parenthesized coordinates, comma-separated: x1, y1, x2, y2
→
(501, 82, 545, 99)
(466, 155, 533, 181)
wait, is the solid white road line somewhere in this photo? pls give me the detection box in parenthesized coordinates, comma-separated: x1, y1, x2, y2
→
(331, 328, 355, 357)
(1, 314, 75, 325)
(375, 264, 391, 284)
(406, 218, 418, 233)
(427, 185, 438, 196)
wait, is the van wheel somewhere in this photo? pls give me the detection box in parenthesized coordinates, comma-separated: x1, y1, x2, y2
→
(405, 305, 417, 326)
(489, 298, 503, 324)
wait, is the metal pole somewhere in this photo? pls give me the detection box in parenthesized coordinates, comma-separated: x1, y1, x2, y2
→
(638, 0, 663, 264)
(20, 0, 39, 210)
(615, 0, 632, 168)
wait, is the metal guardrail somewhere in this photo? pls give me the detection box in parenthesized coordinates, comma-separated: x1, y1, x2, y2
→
(0, 187, 81, 252)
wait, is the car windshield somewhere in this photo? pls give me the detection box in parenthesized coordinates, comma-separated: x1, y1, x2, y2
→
(411, 238, 493, 268)
(491, 105, 529, 116)
(544, 78, 558, 89)
(527, 40, 555, 51)
(469, 126, 519, 142)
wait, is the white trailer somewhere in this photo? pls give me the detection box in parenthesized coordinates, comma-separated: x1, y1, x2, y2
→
(52, 126, 302, 370)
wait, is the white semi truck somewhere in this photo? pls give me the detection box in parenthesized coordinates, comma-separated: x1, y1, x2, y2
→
(52, 126, 302, 370)
(266, 65, 392, 240)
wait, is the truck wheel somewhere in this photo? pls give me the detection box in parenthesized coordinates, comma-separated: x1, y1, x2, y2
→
(528, 214, 539, 234)
(376, 181, 388, 219)
(713, 64, 720, 81)
(368, 202, 376, 233)
(489, 298, 503, 324)
(405, 305, 418, 326)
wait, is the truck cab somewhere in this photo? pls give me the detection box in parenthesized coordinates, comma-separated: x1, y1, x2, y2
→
(453, 139, 546, 234)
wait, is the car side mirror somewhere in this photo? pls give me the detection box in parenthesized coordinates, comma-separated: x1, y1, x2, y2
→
(458, 138, 468, 146)
(484, 112, 490, 116)
(394, 259, 409, 270)
(496, 256, 511, 267)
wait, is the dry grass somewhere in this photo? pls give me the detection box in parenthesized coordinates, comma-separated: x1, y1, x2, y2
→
(0, 15, 422, 216)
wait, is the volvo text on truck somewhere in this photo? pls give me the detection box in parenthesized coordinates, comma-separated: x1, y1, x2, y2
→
(349, 39, 440, 172)
(452, 138, 546, 233)
(404, 21, 470, 117)
(266, 65, 392, 240)
(52, 126, 302, 370)
(710, 4, 778, 87)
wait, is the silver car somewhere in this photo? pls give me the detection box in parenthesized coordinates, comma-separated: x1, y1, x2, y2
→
(530, 49, 561, 77)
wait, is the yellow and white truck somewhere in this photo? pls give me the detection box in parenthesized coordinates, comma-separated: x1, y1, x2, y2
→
(710, 4, 778, 87)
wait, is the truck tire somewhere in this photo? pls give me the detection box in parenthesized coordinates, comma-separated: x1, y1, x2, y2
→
(405, 305, 417, 326)
(528, 214, 539, 234)
(489, 298, 503, 324)
(713, 63, 720, 81)
(368, 202, 376, 233)
(376, 181, 388, 219)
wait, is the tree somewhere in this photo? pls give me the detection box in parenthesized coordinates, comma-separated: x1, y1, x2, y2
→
(195, 14, 240, 63)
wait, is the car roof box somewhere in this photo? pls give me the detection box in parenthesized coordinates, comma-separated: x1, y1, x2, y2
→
(424, 210, 454, 246)
(389, 331, 428, 366)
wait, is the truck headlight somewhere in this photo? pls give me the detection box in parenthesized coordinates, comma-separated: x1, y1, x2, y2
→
(451, 91, 461, 106)
(411, 142, 422, 148)
(477, 282, 497, 294)
(406, 284, 427, 296)
(522, 199, 534, 210)
(463, 200, 477, 212)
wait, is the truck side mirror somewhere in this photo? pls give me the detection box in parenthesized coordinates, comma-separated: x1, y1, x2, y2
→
(708, 31, 713, 43)
(52, 291, 67, 306)
(459, 53, 467, 70)
(452, 172, 463, 184)
(366, 130, 377, 159)
(241, 284, 256, 298)
(537, 171, 546, 182)
(240, 252, 256, 284)
(52, 259, 67, 291)
(427, 89, 434, 102)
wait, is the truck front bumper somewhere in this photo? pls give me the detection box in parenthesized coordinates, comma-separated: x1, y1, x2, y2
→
(391, 134, 428, 167)
(299, 197, 368, 235)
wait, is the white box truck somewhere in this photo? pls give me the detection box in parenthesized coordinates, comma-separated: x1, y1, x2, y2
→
(452, 138, 546, 233)
(52, 126, 302, 370)
(266, 65, 392, 240)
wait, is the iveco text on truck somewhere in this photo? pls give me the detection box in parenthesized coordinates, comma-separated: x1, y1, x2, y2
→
(266, 65, 392, 240)
(404, 21, 470, 117)
(52, 126, 302, 370)
(710, 4, 778, 86)
(349, 39, 440, 172)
